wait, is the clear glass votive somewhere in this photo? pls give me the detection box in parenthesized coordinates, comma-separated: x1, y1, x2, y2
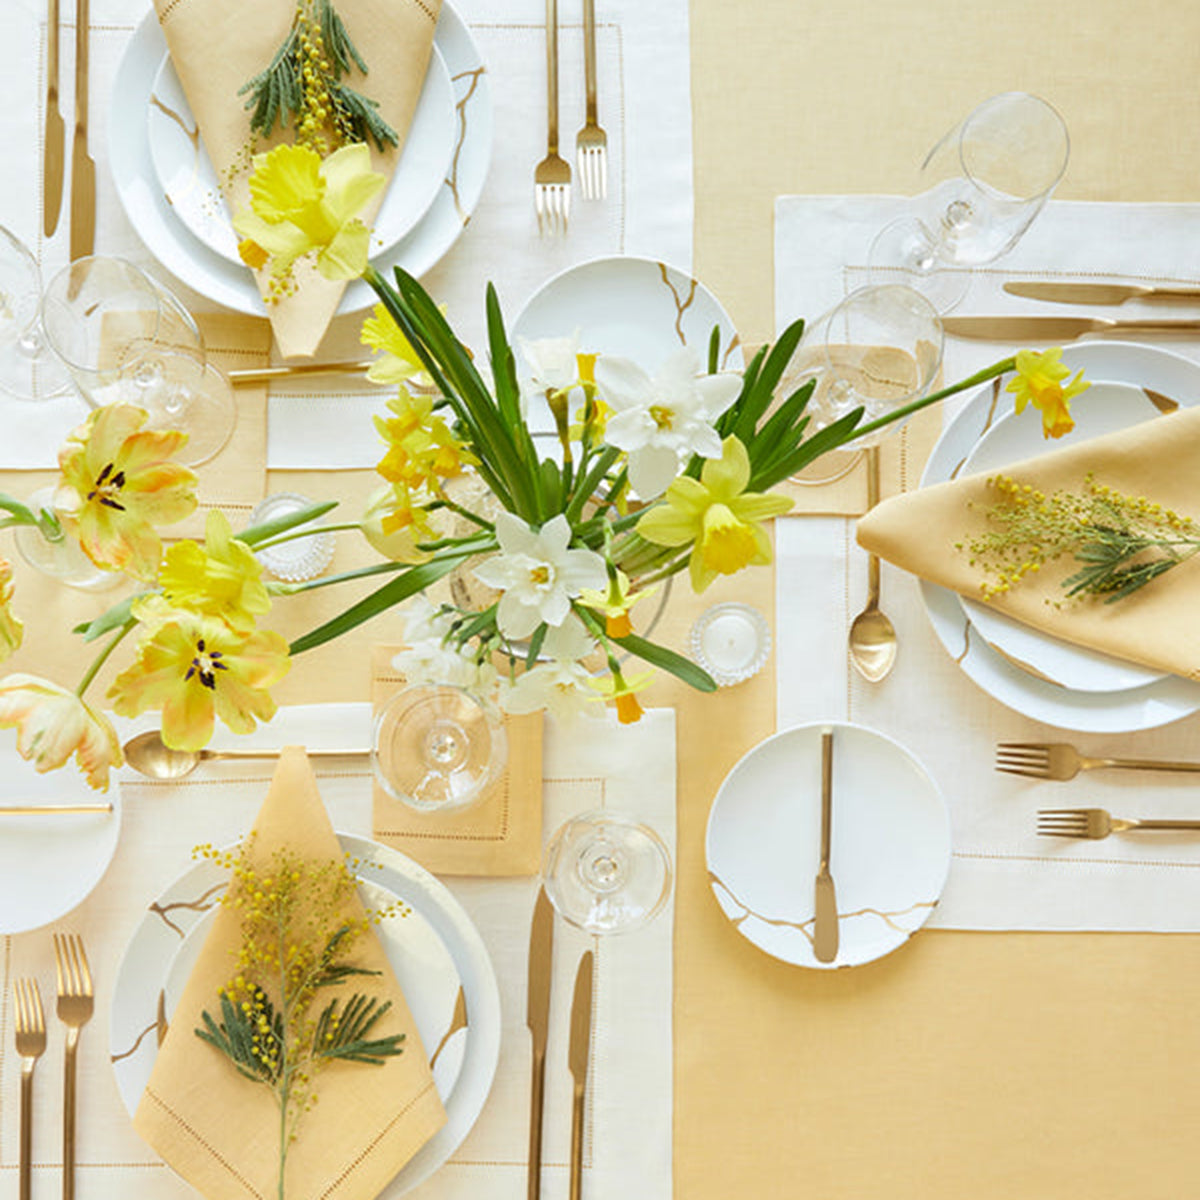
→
(689, 602, 772, 687)
(248, 492, 335, 582)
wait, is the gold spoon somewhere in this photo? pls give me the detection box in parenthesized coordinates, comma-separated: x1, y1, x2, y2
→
(122, 731, 369, 780)
(847, 445, 897, 682)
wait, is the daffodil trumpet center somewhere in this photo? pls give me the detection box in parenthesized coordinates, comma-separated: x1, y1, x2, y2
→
(649, 404, 675, 431)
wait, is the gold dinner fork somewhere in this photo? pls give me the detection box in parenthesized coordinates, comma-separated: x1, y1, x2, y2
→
(1037, 807, 1200, 839)
(996, 741, 1200, 781)
(54, 933, 94, 1200)
(14, 978, 47, 1200)
(534, 0, 571, 234)
(575, 0, 607, 200)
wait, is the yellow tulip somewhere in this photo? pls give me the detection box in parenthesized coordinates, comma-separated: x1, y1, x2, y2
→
(0, 558, 22, 662)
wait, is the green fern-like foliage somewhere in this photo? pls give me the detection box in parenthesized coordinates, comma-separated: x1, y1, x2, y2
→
(314, 993, 406, 1065)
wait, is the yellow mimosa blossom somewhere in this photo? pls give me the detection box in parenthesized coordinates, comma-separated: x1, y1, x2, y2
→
(109, 615, 290, 752)
(589, 667, 654, 724)
(360, 485, 433, 563)
(360, 303, 434, 388)
(56, 404, 198, 582)
(157, 511, 271, 634)
(579, 570, 658, 639)
(375, 389, 475, 490)
(0, 674, 123, 791)
(1005, 347, 1090, 439)
(0, 558, 22, 662)
(635, 435, 794, 592)
(232, 143, 385, 283)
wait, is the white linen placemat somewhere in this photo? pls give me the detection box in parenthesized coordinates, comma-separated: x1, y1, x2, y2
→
(0, 703, 675, 1200)
(774, 197, 1200, 931)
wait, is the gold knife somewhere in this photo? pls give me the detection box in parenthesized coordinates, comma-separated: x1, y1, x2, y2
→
(43, 0, 65, 236)
(567, 950, 594, 1200)
(526, 889, 554, 1200)
(227, 359, 375, 385)
(0, 803, 112, 815)
(812, 726, 838, 964)
(69, 0, 95, 260)
(1004, 281, 1200, 306)
(942, 315, 1200, 341)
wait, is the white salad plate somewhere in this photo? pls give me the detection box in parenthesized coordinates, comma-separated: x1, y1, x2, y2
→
(110, 832, 500, 1196)
(509, 255, 744, 441)
(110, 1, 492, 316)
(147, 46, 456, 268)
(920, 340, 1200, 733)
(706, 721, 950, 970)
(0, 735, 121, 934)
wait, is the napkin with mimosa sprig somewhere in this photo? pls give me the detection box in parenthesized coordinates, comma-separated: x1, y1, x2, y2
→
(153, 0, 440, 357)
(857, 404, 1200, 680)
(133, 746, 446, 1200)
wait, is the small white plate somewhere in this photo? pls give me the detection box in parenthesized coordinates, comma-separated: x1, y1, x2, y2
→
(957, 379, 1166, 694)
(920, 340, 1200, 733)
(510, 255, 744, 440)
(147, 47, 456, 267)
(0, 736, 121, 934)
(706, 721, 950, 970)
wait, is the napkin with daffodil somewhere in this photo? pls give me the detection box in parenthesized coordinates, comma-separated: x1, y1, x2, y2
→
(154, 0, 440, 357)
(857, 403, 1200, 680)
(134, 747, 445, 1200)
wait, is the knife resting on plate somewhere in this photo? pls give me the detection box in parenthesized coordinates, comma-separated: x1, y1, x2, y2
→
(942, 315, 1200, 341)
(1005, 281, 1200, 305)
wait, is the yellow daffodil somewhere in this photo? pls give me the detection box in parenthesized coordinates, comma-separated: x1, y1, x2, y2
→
(375, 389, 475, 491)
(156, 510, 271, 633)
(636, 435, 794, 592)
(0, 558, 22, 662)
(1005, 347, 1090, 439)
(579, 570, 658, 639)
(589, 667, 654, 724)
(56, 404, 198, 582)
(232, 142, 385, 284)
(0, 674, 123, 791)
(360, 485, 433, 563)
(360, 303, 434, 388)
(109, 615, 290, 752)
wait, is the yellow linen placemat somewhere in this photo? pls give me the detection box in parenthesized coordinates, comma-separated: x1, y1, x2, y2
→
(371, 645, 543, 876)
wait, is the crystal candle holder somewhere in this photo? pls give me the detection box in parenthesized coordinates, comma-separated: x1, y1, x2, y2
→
(249, 492, 335, 582)
(689, 602, 771, 687)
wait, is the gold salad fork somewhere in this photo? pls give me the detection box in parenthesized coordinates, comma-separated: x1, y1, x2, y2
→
(575, 0, 607, 200)
(54, 933, 94, 1200)
(1037, 807, 1200, 839)
(996, 741, 1200, 781)
(14, 979, 47, 1200)
(534, 0, 571, 234)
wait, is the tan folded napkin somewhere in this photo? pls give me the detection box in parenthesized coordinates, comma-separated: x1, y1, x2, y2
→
(857, 406, 1200, 681)
(154, 0, 441, 357)
(372, 645, 544, 876)
(134, 746, 446, 1200)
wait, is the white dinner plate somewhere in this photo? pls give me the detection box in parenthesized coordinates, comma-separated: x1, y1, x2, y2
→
(509, 255, 744, 441)
(706, 721, 950, 969)
(147, 46, 456, 267)
(0, 735, 121, 934)
(110, 2, 492, 316)
(110, 832, 500, 1196)
(957, 379, 1168, 693)
(920, 340, 1200, 732)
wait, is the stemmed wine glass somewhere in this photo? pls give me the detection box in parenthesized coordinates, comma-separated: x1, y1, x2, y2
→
(39, 256, 236, 466)
(868, 92, 1070, 311)
(0, 225, 71, 401)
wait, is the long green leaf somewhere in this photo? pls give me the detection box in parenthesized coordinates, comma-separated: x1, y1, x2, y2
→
(237, 500, 339, 546)
(611, 631, 718, 692)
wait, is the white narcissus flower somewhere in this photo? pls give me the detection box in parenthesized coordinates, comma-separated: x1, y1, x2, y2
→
(595, 350, 742, 498)
(392, 595, 497, 697)
(473, 513, 607, 640)
(518, 332, 582, 399)
(499, 618, 600, 723)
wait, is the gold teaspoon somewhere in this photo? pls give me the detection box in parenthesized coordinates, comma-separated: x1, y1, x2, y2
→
(122, 731, 368, 780)
(848, 445, 897, 682)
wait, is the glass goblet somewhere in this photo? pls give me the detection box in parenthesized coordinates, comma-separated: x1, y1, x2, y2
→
(542, 809, 672, 934)
(372, 683, 507, 813)
(0, 225, 71, 401)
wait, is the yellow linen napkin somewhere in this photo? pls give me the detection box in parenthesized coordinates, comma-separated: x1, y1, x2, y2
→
(154, 0, 441, 357)
(134, 746, 446, 1200)
(856, 406, 1200, 680)
(372, 645, 544, 876)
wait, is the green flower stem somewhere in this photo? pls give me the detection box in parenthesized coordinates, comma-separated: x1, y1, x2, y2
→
(75, 619, 136, 699)
(265, 560, 412, 596)
(252, 521, 363, 552)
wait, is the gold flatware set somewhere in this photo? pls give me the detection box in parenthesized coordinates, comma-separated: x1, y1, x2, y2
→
(43, 0, 94, 255)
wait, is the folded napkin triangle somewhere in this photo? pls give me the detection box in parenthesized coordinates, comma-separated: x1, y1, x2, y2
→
(133, 747, 446, 1200)
(857, 405, 1200, 681)
(154, 0, 441, 357)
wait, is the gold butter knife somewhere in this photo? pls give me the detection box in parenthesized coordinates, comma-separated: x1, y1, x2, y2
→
(43, 0, 65, 237)
(227, 359, 375, 385)
(1005, 281, 1200, 305)
(942, 315, 1200, 341)
(0, 803, 111, 815)
(69, 0, 95, 260)
(567, 950, 594, 1200)
(526, 889, 554, 1200)
(812, 726, 838, 964)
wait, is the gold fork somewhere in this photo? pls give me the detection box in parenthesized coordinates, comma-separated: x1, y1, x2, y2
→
(574, 0, 607, 200)
(534, 0, 571, 234)
(996, 741, 1200, 781)
(1038, 807, 1200, 839)
(54, 933, 94, 1200)
(14, 979, 47, 1200)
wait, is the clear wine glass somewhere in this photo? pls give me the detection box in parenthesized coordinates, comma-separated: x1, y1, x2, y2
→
(372, 683, 508, 813)
(0, 225, 71, 401)
(868, 92, 1070, 311)
(39, 256, 236, 466)
(542, 810, 672, 934)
